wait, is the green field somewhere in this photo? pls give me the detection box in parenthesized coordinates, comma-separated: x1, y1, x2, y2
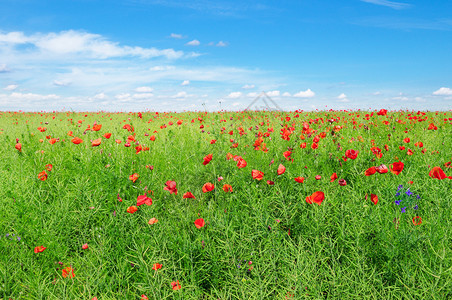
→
(1, 110, 451, 299)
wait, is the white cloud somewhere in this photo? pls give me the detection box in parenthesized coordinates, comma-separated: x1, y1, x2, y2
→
(247, 92, 259, 97)
(186, 39, 200, 46)
(373, 91, 382, 95)
(53, 80, 71, 86)
(0, 31, 28, 44)
(393, 96, 409, 101)
(0, 64, 10, 73)
(266, 90, 280, 97)
(9, 92, 59, 101)
(170, 33, 183, 39)
(0, 30, 185, 59)
(149, 65, 175, 71)
(115, 93, 131, 100)
(226, 92, 243, 98)
(242, 84, 255, 89)
(181, 80, 190, 86)
(282, 92, 291, 97)
(172, 91, 188, 98)
(337, 93, 347, 99)
(216, 41, 227, 47)
(433, 87, 452, 96)
(133, 93, 154, 99)
(135, 86, 154, 93)
(293, 89, 315, 98)
(360, 0, 410, 10)
(93, 93, 107, 100)
(4, 84, 18, 91)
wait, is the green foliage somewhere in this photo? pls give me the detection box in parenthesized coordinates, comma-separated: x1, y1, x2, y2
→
(0, 110, 451, 299)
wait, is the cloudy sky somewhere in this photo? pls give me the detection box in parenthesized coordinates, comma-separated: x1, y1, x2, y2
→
(0, 0, 451, 111)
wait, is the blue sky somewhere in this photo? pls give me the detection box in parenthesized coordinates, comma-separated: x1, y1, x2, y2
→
(0, 0, 451, 111)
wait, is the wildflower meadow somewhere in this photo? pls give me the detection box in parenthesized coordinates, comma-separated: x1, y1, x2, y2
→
(1, 109, 451, 299)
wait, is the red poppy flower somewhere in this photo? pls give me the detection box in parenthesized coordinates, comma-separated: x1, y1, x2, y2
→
(210, 139, 216, 144)
(403, 137, 410, 143)
(127, 206, 138, 214)
(103, 132, 111, 139)
(45, 164, 53, 172)
(38, 170, 48, 181)
(313, 135, 320, 143)
(135, 144, 143, 154)
(300, 142, 307, 149)
(49, 138, 58, 145)
(202, 182, 215, 193)
(283, 151, 292, 160)
(315, 175, 321, 180)
(15, 143, 22, 152)
(399, 146, 405, 150)
(152, 263, 162, 270)
(311, 142, 318, 150)
(194, 218, 205, 229)
(34, 245, 47, 253)
(141, 295, 149, 300)
(305, 191, 325, 205)
(91, 138, 102, 147)
(365, 166, 377, 176)
(203, 154, 213, 165)
(338, 179, 347, 186)
(429, 166, 448, 180)
(222, 184, 233, 192)
(370, 147, 383, 158)
(412, 216, 422, 226)
(375, 164, 388, 174)
(62, 267, 75, 278)
(129, 173, 139, 183)
(137, 194, 153, 206)
(123, 124, 134, 132)
(236, 158, 247, 168)
(369, 194, 378, 205)
(390, 161, 404, 175)
(252, 170, 264, 180)
(428, 123, 437, 130)
(330, 173, 338, 182)
(164, 180, 178, 195)
(267, 180, 275, 185)
(92, 124, 102, 131)
(377, 109, 387, 116)
(294, 176, 305, 183)
(82, 243, 89, 250)
(407, 149, 414, 156)
(171, 280, 181, 290)
(277, 164, 286, 175)
(148, 217, 159, 225)
(345, 149, 358, 160)
(183, 191, 195, 199)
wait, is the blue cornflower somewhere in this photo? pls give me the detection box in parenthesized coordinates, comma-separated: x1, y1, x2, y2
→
(406, 189, 413, 196)
(413, 205, 418, 210)
(401, 207, 407, 213)
(17, 237, 21, 241)
(416, 195, 421, 199)
(397, 185, 403, 191)
(395, 200, 401, 205)
(395, 192, 400, 197)
(5, 233, 9, 237)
